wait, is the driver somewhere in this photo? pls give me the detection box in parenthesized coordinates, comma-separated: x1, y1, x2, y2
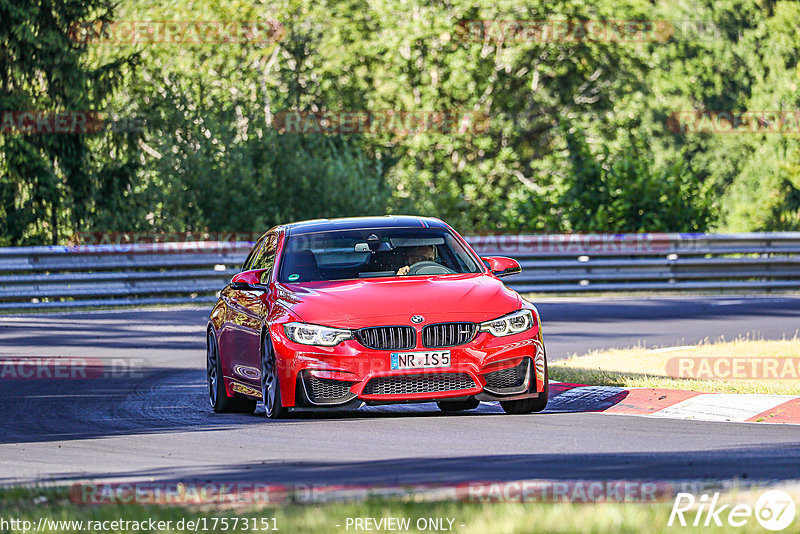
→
(397, 245, 436, 275)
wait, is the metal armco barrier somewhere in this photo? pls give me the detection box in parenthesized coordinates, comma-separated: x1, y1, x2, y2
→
(1, 232, 800, 310)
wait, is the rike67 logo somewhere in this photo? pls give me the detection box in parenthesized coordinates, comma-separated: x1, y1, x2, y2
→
(669, 490, 796, 531)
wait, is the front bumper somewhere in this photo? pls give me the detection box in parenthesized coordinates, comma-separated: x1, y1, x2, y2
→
(271, 323, 546, 408)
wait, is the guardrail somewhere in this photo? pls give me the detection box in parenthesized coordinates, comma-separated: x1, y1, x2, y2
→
(1, 232, 799, 310)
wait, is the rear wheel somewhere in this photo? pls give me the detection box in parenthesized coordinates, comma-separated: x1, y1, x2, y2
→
(437, 398, 480, 412)
(500, 354, 549, 414)
(207, 331, 257, 414)
(262, 334, 289, 419)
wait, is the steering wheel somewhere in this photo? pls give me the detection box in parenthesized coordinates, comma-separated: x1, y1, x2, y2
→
(405, 261, 455, 276)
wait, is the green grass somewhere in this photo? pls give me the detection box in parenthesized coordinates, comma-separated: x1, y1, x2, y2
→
(0, 486, 790, 534)
(550, 339, 800, 395)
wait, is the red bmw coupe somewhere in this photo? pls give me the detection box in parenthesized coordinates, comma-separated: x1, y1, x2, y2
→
(207, 216, 548, 417)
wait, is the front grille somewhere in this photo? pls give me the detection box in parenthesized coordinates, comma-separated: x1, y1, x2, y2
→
(422, 322, 476, 348)
(303, 374, 356, 405)
(362, 373, 475, 395)
(356, 326, 416, 350)
(483, 358, 530, 395)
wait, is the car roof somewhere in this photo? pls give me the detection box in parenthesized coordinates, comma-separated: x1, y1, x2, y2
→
(282, 216, 448, 233)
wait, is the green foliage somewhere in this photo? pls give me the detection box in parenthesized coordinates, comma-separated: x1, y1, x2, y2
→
(561, 127, 715, 232)
(0, 0, 140, 244)
(84, 0, 391, 234)
(646, 0, 800, 231)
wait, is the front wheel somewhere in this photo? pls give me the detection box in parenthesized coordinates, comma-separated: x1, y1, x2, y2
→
(500, 354, 549, 414)
(207, 331, 256, 414)
(261, 334, 289, 419)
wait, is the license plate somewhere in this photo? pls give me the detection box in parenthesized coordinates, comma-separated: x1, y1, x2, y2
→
(390, 351, 451, 370)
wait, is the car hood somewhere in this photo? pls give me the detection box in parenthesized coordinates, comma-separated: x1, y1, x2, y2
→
(276, 273, 522, 328)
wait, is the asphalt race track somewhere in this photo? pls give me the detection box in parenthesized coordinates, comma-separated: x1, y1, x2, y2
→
(2, 296, 800, 487)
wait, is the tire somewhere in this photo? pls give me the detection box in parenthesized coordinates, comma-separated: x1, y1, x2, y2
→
(261, 333, 289, 419)
(500, 354, 549, 415)
(437, 398, 480, 412)
(207, 331, 257, 414)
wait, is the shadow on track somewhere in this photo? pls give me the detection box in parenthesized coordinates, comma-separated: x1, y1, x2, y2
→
(14, 444, 800, 486)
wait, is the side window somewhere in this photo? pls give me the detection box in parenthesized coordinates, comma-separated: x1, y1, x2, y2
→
(251, 233, 278, 276)
(241, 235, 267, 272)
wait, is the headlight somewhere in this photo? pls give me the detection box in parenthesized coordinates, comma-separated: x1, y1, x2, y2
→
(478, 309, 534, 337)
(283, 322, 353, 346)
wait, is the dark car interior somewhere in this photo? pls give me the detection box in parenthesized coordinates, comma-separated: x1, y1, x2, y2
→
(286, 247, 472, 282)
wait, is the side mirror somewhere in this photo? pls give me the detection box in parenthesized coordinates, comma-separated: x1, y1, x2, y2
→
(230, 269, 271, 291)
(481, 256, 522, 278)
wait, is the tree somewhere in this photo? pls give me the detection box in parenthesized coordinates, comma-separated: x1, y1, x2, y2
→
(561, 127, 714, 232)
(0, 0, 138, 245)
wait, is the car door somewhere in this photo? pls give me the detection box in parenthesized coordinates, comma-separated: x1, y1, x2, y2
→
(226, 232, 278, 386)
(219, 234, 264, 386)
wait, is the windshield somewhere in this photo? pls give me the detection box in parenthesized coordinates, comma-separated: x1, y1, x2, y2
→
(278, 227, 482, 283)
